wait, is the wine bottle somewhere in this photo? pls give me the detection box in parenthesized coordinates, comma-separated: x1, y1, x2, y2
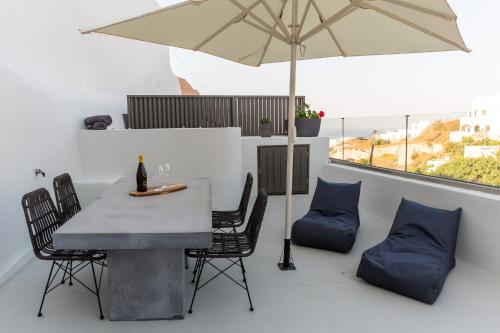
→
(136, 154, 148, 192)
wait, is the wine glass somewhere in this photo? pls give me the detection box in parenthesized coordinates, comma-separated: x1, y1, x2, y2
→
(157, 164, 165, 178)
(163, 163, 171, 179)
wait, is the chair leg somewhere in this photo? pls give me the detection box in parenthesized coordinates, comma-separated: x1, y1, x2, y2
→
(68, 260, 73, 286)
(240, 256, 247, 276)
(239, 258, 254, 312)
(38, 261, 56, 317)
(188, 257, 206, 314)
(90, 261, 104, 320)
(191, 257, 200, 283)
(60, 261, 68, 285)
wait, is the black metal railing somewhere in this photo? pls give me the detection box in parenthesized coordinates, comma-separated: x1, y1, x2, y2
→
(127, 95, 305, 136)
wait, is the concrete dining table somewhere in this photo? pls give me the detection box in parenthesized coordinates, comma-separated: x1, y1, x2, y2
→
(53, 177, 212, 321)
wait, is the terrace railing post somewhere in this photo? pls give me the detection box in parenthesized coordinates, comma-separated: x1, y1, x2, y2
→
(342, 117, 345, 160)
(370, 130, 377, 166)
(405, 114, 410, 172)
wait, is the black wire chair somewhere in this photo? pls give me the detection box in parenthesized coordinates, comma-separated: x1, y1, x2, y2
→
(186, 189, 268, 313)
(21, 188, 106, 319)
(184, 172, 253, 270)
(212, 172, 253, 232)
(54, 173, 96, 286)
(53, 173, 81, 224)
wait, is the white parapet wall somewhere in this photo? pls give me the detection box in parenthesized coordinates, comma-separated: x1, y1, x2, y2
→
(77, 128, 243, 211)
(321, 162, 500, 279)
(77, 131, 331, 216)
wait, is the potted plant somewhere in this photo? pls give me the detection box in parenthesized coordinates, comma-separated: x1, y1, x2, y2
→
(290, 104, 325, 137)
(260, 117, 272, 137)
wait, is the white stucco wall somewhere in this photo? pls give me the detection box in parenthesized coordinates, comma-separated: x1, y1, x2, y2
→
(77, 129, 243, 211)
(321, 163, 500, 279)
(0, 0, 180, 285)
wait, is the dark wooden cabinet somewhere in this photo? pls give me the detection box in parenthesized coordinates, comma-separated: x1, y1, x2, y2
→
(257, 145, 309, 195)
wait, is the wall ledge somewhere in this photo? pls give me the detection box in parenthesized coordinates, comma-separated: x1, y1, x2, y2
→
(0, 248, 33, 289)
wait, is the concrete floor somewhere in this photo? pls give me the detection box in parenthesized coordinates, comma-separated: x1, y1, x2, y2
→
(1, 197, 500, 333)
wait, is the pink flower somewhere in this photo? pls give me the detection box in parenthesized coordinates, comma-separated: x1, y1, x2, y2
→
(319, 111, 325, 118)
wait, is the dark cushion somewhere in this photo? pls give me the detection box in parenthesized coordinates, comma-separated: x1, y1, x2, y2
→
(84, 115, 112, 126)
(292, 211, 358, 253)
(292, 179, 362, 253)
(310, 178, 361, 225)
(91, 121, 109, 130)
(356, 198, 462, 304)
(389, 198, 461, 267)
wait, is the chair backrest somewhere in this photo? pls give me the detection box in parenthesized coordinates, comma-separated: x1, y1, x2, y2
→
(244, 189, 268, 252)
(21, 188, 62, 258)
(53, 173, 81, 223)
(238, 172, 253, 220)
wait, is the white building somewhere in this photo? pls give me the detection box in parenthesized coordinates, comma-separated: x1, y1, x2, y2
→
(378, 129, 407, 142)
(379, 120, 431, 142)
(450, 95, 500, 142)
(426, 157, 450, 172)
(464, 146, 500, 158)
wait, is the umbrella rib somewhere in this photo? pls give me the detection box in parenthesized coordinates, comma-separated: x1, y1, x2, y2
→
(364, 2, 470, 52)
(257, 36, 273, 65)
(261, 0, 292, 41)
(242, 19, 288, 43)
(300, 4, 357, 43)
(194, 0, 262, 51)
(310, 0, 347, 57)
(257, 0, 288, 66)
(379, 0, 457, 21)
(81, 0, 194, 34)
(296, 0, 312, 38)
(230, 0, 288, 42)
(238, 46, 266, 63)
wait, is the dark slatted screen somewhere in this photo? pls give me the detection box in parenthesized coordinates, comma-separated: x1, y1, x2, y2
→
(127, 95, 305, 136)
(257, 145, 309, 195)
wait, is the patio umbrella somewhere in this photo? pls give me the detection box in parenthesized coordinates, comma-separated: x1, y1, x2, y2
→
(82, 0, 469, 270)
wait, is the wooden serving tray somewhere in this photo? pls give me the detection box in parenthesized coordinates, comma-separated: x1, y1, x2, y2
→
(129, 183, 187, 197)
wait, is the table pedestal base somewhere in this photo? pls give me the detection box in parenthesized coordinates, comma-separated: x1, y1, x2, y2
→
(107, 249, 185, 321)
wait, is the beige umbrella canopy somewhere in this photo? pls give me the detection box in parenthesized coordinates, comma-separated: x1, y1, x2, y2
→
(82, 0, 469, 66)
(82, 0, 469, 269)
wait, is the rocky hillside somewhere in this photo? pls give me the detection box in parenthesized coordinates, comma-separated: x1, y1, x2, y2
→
(330, 119, 459, 171)
(177, 77, 199, 95)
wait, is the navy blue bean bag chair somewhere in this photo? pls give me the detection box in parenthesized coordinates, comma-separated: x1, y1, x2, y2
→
(356, 198, 462, 304)
(292, 178, 361, 253)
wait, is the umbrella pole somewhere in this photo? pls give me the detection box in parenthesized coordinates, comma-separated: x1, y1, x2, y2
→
(278, 41, 297, 271)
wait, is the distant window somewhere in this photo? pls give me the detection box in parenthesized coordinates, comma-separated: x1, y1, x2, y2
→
(474, 110, 477, 117)
(482, 110, 487, 116)
(486, 126, 491, 132)
(475, 125, 480, 132)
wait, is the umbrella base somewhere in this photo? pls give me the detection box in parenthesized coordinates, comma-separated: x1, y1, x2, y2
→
(277, 262, 296, 271)
(278, 239, 296, 271)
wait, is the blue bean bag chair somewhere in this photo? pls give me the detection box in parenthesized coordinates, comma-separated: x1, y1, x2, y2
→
(292, 178, 361, 253)
(356, 198, 462, 304)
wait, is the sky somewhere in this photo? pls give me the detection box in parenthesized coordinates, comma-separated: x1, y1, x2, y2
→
(157, 0, 500, 118)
